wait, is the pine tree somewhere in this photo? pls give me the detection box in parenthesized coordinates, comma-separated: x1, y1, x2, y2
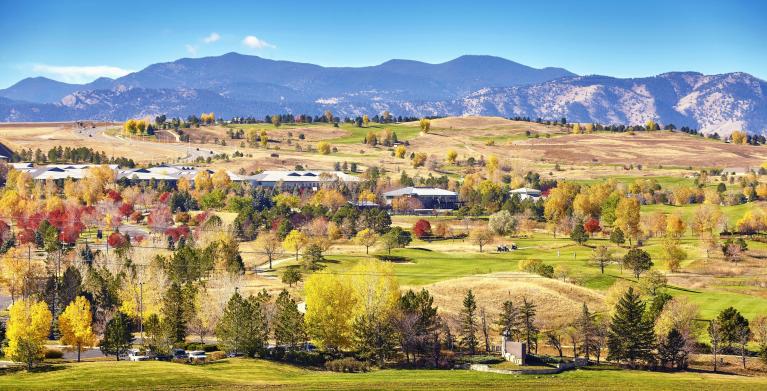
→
(658, 328, 688, 370)
(576, 303, 594, 361)
(460, 290, 478, 354)
(161, 282, 195, 343)
(100, 312, 134, 361)
(521, 297, 539, 352)
(496, 300, 521, 341)
(273, 290, 305, 350)
(607, 287, 656, 366)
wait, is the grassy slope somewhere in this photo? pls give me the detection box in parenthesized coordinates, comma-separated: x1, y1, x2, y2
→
(2, 359, 765, 390)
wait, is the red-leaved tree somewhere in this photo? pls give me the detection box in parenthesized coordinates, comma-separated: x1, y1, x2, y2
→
(412, 219, 432, 239)
(584, 218, 602, 236)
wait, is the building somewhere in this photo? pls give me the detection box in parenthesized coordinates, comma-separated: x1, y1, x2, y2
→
(118, 165, 203, 187)
(722, 167, 751, 176)
(500, 336, 527, 365)
(382, 187, 459, 210)
(14, 164, 119, 182)
(510, 187, 543, 201)
(242, 170, 359, 190)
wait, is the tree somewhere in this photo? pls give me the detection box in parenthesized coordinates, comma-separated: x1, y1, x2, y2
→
(58, 296, 96, 362)
(271, 115, 282, 127)
(395, 145, 406, 158)
(584, 218, 602, 236)
(349, 260, 400, 365)
(623, 247, 653, 278)
(6, 299, 52, 370)
(317, 141, 331, 155)
(591, 246, 614, 274)
(520, 297, 539, 352)
(570, 221, 589, 245)
(100, 312, 134, 361)
(380, 227, 411, 254)
(215, 291, 268, 357)
(143, 314, 173, 355)
(281, 267, 302, 287)
(545, 329, 564, 359)
(708, 319, 722, 372)
(615, 198, 641, 245)
(497, 300, 521, 341)
(273, 290, 306, 350)
(419, 118, 431, 133)
(717, 307, 749, 349)
(412, 152, 427, 168)
(304, 272, 356, 350)
(412, 219, 432, 239)
(469, 227, 493, 252)
(752, 315, 767, 365)
(488, 210, 518, 236)
(610, 227, 625, 245)
(161, 282, 195, 343)
(576, 303, 595, 361)
(283, 230, 307, 262)
(397, 288, 438, 366)
(731, 130, 747, 144)
(607, 287, 655, 366)
(446, 149, 457, 164)
(256, 230, 283, 270)
(355, 228, 379, 254)
(460, 290, 478, 354)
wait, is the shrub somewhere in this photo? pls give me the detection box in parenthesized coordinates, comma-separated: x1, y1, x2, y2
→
(208, 351, 227, 361)
(461, 355, 503, 364)
(44, 348, 64, 359)
(325, 357, 370, 373)
(519, 259, 554, 278)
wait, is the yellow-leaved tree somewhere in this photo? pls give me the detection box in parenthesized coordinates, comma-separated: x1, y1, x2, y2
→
(615, 197, 641, 245)
(419, 118, 431, 133)
(7, 299, 52, 370)
(355, 228, 379, 254)
(304, 272, 356, 350)
(283, 230, 307, 262)
(212, 169, 231, 189)
(59, 296, 97, 362)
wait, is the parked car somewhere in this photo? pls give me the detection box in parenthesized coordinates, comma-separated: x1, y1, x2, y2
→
(188, 350, 207, 362)
(127, 349, 150, 361)
(172, 348, 188, 360)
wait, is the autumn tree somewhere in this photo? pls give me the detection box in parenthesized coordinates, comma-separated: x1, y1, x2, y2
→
(395, 145, 406, 158)
(355, 228, 379, 254)
(6, 299, 52, 370)
(591, 246, 614, 274)
(446, 149, 458, 164)
(469, 226, 493, 252)
(283, 230, 307, 262)
(317, 141, 331, 155)
(304, 272, 356, 350)
(350, 260, 400, 365)
(412, 219, 432, 239)
(58, 296, 96, 362)
(731, 130, 747, 144)
(419, 118, 431, 133)
(615, 198, 641, 245)
(256, 230, 283, 270)
(488, 210, 517, 236)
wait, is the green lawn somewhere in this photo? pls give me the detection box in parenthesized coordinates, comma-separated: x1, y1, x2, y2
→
(641, 202, 758, 226)
(1, 359, 765, 390)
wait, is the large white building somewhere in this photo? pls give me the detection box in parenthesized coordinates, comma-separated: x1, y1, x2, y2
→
(9, 163, 358, 190)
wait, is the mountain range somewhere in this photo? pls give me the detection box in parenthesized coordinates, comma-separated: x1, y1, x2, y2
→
(1, 52, 764, 135)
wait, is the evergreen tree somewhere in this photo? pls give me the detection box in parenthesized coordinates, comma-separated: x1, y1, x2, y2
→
(496, 300, 521, 341)
(576, 303, 595, 361)
(610, 227, 625, 245)
(521, 297, 539, 352)
(161, 282, 196, 343)
(216, 291, 268, 357)
(658, 328, 688, 370)
(353, 312, 398, 366)
(570, 222, 589, 245)
(100, 312, 134, 360)
(717, 307, 749, 349)
(273, 290, 305, 350)
(607, 287, 656, 366)
(460, 290, 478, 354)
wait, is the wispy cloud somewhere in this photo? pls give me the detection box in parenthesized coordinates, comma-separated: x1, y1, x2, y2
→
(242, 35, 276, 49)
(185, 44, 198, 55)
(31, 64, 133, 83)
(203, 32, 221, 44)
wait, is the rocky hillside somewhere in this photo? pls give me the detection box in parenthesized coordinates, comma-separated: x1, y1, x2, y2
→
(0, 53, 764, 135)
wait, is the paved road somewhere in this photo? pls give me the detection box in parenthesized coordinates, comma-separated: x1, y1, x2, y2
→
(78, 124, 220, 163)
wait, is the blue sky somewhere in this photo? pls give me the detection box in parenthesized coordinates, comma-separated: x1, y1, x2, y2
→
(1, 0, 765, 88)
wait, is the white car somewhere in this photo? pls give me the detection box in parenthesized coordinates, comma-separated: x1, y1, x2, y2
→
(187, 350, 207, 361)
(127, 349, 150, 361)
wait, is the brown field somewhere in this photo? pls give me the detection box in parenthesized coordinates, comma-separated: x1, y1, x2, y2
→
(423, 272, 606, 329)
(511, 131, 767, 168)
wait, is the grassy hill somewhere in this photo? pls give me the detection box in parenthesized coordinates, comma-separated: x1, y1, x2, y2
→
(2, 359, 766, 390)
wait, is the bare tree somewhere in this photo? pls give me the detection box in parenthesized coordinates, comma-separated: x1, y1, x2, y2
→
(708, 320, 722, 373)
